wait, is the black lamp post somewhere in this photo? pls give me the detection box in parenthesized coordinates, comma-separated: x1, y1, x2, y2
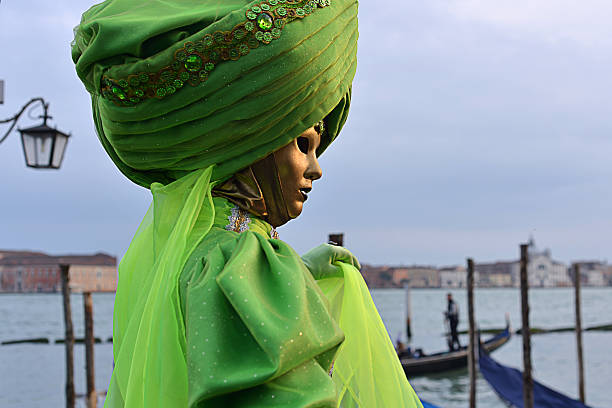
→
(0, 97, 70, 169)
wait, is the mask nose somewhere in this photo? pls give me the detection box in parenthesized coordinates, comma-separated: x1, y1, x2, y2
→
(305, 154, 322, 181)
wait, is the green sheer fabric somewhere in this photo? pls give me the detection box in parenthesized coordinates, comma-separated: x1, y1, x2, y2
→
(319, 266, 424, 408)
(106, 167, 423, 407)
(106, 167, 215, 407)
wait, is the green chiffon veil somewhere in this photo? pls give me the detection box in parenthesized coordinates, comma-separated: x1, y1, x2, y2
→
(107, 167, 423, 407)
(319, 265, 424, 407)
(107, 167, 215, 407)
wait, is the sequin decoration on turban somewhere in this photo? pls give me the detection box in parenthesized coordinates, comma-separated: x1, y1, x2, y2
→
(72, 0, 356, 188)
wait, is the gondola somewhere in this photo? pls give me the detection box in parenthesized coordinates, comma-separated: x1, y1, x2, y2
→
(400, 323, 511, 377)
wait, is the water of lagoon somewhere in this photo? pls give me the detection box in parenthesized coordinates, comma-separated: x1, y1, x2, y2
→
(1, 288, 610, 407)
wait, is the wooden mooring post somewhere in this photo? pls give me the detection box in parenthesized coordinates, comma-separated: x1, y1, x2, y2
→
(520, 244, 534, 408)
(60, 264, 75, 408)
(466, 258, 476, 408)
(328, 233, 344, 247)
(404, 283, 412, 342)
(84, 292, 97, 408)
(573, 263, 586, 403)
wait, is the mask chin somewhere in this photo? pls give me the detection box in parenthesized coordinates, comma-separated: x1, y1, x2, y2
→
(250, 152, 292, 227)
(211, 152, 291, 227)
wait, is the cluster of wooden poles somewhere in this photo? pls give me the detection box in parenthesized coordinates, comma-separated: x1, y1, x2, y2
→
(59, 264, 98, 408)
(55, 238, 589, 408)
(465, 244, 587, 408)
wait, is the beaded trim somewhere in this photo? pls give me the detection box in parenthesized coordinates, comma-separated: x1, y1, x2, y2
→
(270, 227, 279, 240)
(101, 0, 331, 107)
(314, 119, 325, 135)
(225, 205, 280, 239)
(225, 206, 252, 233)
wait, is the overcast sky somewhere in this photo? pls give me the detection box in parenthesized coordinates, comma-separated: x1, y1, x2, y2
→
(1, 1, 611, 267)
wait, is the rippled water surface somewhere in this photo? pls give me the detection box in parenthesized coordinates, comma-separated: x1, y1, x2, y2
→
(1, 288, 611, 407)
(371, 287, 612, 408)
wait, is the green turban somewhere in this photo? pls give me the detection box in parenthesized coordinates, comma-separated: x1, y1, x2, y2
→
(72, 0, 358, 188)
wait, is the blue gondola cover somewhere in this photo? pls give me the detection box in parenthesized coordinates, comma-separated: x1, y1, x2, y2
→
(420, 399, 442, 408)
(479, 343, 593, 408)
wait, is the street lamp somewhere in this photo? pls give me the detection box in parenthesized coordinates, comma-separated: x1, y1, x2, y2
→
(0, 97, 70, 169)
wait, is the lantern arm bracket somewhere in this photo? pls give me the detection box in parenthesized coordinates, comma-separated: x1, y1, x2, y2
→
(0, 97, 50, 146)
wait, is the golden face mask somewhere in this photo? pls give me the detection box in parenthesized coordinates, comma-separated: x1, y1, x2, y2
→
(213, 123, 323, 227)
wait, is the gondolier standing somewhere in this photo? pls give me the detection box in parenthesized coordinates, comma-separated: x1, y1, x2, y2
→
(445, 293, 461, 351)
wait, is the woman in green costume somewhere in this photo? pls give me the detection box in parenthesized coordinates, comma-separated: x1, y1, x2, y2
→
(72, 0, 423, 407)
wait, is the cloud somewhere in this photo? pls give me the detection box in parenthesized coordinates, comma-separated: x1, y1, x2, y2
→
(435, 0, 612, 47)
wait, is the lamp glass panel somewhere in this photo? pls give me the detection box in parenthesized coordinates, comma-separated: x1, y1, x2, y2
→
(21, 134, 37, 166)
(51, 133, 68, 168)
(34, 135, 52, 167)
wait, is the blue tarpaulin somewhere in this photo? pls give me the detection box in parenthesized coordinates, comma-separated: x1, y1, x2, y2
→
(420, 399, 442, 408)
(479, 343, 592, 408)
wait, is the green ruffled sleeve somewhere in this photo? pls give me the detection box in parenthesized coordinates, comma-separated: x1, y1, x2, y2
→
(179, 228, 344, 407)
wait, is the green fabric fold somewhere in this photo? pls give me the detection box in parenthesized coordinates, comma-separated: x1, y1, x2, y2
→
(180, 225, 344, 406)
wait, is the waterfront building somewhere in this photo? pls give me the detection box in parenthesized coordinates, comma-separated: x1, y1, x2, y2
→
(474, 261, 517, 288)
(360, 264, 439, 288)
(574, 261, 610, 287)
(474, 239, 570, 288)
(586, 270, 605, 286)
(439, 266, 466, 288)
(360, 238, 609, 289)
(360, 264, 396, 288)
(391, 266, 439, 288)
(489, 272, 513, 287)
(605, 265, 612, 286)
(526, 238, 571, 287)
(0, 250, 117, 293)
